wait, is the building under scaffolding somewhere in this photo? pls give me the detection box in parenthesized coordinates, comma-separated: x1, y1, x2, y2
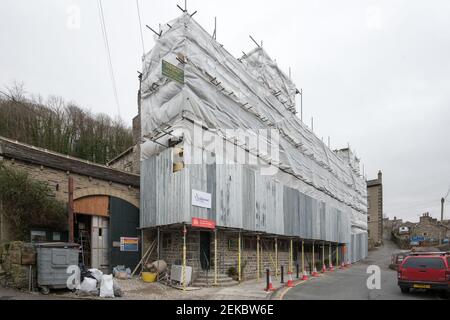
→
(138, 13, 368, 285)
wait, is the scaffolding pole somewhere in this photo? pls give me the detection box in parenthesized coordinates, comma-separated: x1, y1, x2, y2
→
(238, 231, 241, 283)
(329, 242, 332, 267)
(322, 241, 325, 267)
(301, 240, 305, 274)
(289, 238, 293, 273)
(336, 243, 339, 267)
(182, 224, 187, 291)
(275, 238, 278, 278)
(312, 241, 315, 271)
(214, 229, 218, 286)
(257, 234, 260, 281)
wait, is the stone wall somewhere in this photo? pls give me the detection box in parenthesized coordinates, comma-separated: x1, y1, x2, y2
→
(1, 158, 139, 207)
(0, 241, 36, 289)
(107, 145, 140, 175)
(0, 202, 11, 242)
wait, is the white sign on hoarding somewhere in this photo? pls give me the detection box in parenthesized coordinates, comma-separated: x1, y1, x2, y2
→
(192, 189, 212, 209)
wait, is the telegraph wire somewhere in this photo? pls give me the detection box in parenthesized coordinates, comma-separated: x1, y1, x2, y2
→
(136, 0, 146, 56)
(97, 0, 121, 118)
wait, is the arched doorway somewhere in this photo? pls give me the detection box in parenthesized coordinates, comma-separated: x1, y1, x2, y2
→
(74, 195, 140, 273)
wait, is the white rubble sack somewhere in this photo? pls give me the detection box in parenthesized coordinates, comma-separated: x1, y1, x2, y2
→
(99, 274, 115, 298)
(88, 268, 103, 282)
(80, 277, 97, 293)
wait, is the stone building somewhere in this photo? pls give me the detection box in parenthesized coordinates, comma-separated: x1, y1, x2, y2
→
(367, 171, 383, 249)
(0, 136, 140, 273)
(411, 212, 447, 244)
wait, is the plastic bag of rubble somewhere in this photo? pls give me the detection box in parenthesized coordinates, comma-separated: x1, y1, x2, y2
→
(79, 277, 98, 295)
(99, 274, 114, 298)
(88, 268, 103, 283)
(113, 279, 124, 297)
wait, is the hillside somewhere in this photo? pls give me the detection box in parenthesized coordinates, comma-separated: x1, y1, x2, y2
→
(0, 83, 133, 164)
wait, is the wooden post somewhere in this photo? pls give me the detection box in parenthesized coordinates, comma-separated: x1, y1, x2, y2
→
(275, 238, 278, 278)
(238, 231, 241, 283)
(68, 177, 74, 243)
(182, 224, 187, 291)
(214, 229, 218, 286)
(256, 234, 260, 281)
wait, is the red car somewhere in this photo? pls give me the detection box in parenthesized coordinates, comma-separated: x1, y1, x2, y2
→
(397, 252, 450, 293)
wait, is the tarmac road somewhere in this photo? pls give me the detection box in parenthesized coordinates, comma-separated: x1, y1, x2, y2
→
(283, 240, 448, 300)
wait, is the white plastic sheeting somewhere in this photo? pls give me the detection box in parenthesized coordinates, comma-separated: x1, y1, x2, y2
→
(140, 13, 368, 254)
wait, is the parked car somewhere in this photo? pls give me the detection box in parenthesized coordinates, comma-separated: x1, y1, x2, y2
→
(397, 252, 450, 293)
(390, 250, 410, 270)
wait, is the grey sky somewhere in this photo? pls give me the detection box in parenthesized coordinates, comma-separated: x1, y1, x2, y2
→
(1, 0, 449, 222)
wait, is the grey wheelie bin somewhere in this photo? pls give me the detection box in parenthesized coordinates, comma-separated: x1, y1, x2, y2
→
(35, 242, 79, 294)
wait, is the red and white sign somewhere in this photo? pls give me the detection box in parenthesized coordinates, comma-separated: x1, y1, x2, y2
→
(191, 217, 216, 229)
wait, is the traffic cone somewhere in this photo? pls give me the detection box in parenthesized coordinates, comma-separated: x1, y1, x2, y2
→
(340, 262, 345, 269)
(286, 272, 294, 287)
(265, 274, 275, 292)
(329, 263, 334, 272)
(312, 266, 319, 277)
(321, 263, 327, 273)
(301, 270, 309, 281)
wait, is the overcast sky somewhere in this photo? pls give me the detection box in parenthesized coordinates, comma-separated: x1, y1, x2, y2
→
(1, 0, 449, 222)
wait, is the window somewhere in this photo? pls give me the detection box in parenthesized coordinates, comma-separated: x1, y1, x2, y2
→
(244, 238, 256, 250)
(403, 257, 445, 269)
(52, 232, 61, 241)
(162, 233, 172, 249)
(277, 240, 289, 252)
(30, 230, 46, 242)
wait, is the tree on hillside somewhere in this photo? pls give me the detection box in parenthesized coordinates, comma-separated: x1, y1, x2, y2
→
(0, 82, 133, 164)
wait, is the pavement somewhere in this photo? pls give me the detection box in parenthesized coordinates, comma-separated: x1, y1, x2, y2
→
(0, 275, 273, 300)
(278, 239, 448, 300)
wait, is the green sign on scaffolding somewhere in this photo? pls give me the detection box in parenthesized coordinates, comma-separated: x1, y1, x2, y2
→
(162, 60, 184, 84)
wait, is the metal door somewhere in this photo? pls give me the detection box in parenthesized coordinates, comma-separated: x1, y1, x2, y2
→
(109, 197, 140, 272)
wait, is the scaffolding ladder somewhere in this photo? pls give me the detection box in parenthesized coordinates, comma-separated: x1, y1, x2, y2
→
(78, 229, 91, 267)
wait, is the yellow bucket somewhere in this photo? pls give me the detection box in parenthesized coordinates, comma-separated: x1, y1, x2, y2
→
(141, 272, 157, 283)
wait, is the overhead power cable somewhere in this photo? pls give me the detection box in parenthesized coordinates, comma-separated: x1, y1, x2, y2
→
(97, 0, 121, 117)
(136, 0, 146, 55)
